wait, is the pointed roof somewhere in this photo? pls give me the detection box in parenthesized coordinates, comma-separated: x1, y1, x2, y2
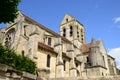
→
(90, 37, 97, 47)
(60, 13, 84, 27)
(60, 13, 75, 25)
(80, 43, 90, 53)
(91, 37, 95, 43)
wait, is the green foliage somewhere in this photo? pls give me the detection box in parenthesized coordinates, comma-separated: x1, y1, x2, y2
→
(0, 43, 36, 74)
(0, 0, 21, 23)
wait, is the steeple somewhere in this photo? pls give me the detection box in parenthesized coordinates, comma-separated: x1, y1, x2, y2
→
(60, 14, 86, 45)
(91, 37, 96, 47)
(89, 37, 105, 67)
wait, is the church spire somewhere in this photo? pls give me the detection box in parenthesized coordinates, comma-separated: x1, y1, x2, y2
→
(91, 37, 96, 47)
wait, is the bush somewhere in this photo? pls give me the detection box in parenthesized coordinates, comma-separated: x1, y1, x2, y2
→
(0, 43, 36, 74)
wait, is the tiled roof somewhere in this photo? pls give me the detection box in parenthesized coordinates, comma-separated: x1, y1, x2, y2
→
(38, 42, 57, 54)
(80, 43, 90, 53)
(38, 42, 72, 59)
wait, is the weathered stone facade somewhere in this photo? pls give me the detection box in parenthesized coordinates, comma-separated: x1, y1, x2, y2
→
(0, 12, 118, 79)
(0, 63, 36, 80)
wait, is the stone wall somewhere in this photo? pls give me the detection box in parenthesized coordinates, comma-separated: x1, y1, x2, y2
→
(86, 66, 108, 77)
(78, 75, 120, 80)
(49, 75, 120, 80)
(0, 63, 120, 80)
(0, 63, 36, 80)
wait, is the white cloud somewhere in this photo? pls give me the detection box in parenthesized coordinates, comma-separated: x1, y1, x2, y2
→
(108, 47, 120, 69)
(113, 17, 120, 23)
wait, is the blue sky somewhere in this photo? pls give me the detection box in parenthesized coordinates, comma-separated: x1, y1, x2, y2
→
(0, 0, 120, 68)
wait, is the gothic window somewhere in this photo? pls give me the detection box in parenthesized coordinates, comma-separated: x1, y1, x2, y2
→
(76, 63, 78, 67)
(63, 60, 66, 71)
(48, 38, 51, 46)
(77, 26, 79, 38)
(87, 57, 89, 63)
(70, 26, 73, 37)
(4, 28, 15, 48)
(22, 50, 25, 56)
(81, 38, 84, 43)
(103, 56, 105, 67)
(24, 25, 27, 36)
(66, 18, 68, 22)
(47, 54, 51, 67)
(63, 28, 66, 37)
(77, 31, 79, 38)
(81, 34, 83, 37)
(102, 72, 104, 76)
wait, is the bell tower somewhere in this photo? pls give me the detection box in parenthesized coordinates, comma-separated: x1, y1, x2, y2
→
(60, 14, 86, 47)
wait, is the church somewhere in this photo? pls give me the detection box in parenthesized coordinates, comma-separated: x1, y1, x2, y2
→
(0, 12, 117, 79)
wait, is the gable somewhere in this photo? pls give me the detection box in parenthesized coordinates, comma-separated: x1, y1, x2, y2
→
(60, 14, 75, 25)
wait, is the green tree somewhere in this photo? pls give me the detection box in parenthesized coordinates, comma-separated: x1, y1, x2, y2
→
(0, 43, 36, 74)
(0, 0, 21, 23)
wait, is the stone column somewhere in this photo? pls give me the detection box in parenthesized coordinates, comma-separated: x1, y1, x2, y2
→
(70, 56, 77, 77)
(67, 44, 77, 77)
(54, 38, 64, 78)
(66, 25, 69, 38)
(73, 25, 77, 39)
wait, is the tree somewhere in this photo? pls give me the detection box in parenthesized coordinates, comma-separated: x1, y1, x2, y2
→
(0, 43, 36, 74)
(0, 0, 21, 23)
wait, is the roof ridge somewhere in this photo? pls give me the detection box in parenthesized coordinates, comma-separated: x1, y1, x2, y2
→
(22, 13, 72, 44)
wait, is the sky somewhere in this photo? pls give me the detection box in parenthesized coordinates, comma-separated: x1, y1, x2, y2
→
(0, 0, 120, 69)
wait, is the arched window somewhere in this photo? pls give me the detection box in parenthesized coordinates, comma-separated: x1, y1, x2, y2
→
(102, 72, 104, 76)
(63, 60, 66, 71)
(76, 63, 78, 67)
(24, 25, 27, 36)
(70, 26, 73, 37)
(77, 31, 79, 38)
(63, 28, 66, 37)
(81, 38, 84, 43)
(48, 38, 51, 46)
(5, 28, 15, 48)
(66, 18, 68, 22)
(87, 57, 89, 63)
(22, 50, 25, 56)
(47, 54, 51, 67)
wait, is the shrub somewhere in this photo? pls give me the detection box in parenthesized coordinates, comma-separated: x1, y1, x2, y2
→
(0, 43, 36, 74)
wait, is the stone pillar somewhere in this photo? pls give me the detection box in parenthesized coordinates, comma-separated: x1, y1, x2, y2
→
(73, 25, 77, 39)
(70, 56, 77, 77)
(66, 25, 69, 38)
(54, 38, 64, 78)
(67, 44, 77, 77)
(113, 61, 117, 75)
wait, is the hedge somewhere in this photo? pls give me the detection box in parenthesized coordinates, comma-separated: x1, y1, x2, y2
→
(0, 43, 36, 74)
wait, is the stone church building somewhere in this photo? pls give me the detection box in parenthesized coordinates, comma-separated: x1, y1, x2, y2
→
(0, 12, 117, 78)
